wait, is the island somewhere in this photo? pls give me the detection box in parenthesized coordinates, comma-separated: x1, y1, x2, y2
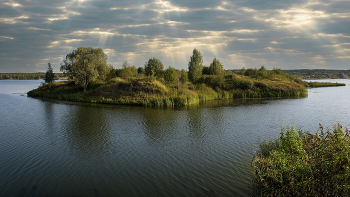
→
(27, 47, 345, 106)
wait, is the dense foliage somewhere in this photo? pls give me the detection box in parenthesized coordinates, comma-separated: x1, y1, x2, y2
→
(144, 57, 164, 78)
(284, 69, 350, 79)
(209, 58, 224, 75)
(60, 47, 111, 91)
(0, 73, 64, 80)
(252, 123, 350, 196)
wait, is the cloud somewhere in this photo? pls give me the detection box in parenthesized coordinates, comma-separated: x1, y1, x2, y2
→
(1, 0, 350, 72)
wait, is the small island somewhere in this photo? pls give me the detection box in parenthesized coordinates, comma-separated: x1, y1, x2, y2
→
(28, 47, 345, 106)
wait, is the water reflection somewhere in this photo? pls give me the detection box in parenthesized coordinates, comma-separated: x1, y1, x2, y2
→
(43, 101, 55, 134)
(63, 106, 111, 159)
(140, 108, 181, 143)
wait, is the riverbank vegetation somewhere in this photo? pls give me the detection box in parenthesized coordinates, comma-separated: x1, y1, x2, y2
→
(0, 72, 64, 80)
(252, 123, 350, 196)
(27, 47, 345, 106)
(284, 69, 350, 79)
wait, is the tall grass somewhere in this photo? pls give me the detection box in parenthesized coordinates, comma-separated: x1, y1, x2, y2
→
(252, 123, 350, 196)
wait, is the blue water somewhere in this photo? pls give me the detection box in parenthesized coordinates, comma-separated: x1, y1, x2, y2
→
(0, 79, 349, 196)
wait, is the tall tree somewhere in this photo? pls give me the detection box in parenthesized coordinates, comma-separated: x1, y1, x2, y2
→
(209, 58, 224, 75)
(144, 57, 164, 78)
(44, 62, 55, 89)
(188, 49, 203, 82)
(60, 47, 110, 92)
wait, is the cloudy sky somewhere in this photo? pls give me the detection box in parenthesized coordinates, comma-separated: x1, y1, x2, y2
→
(1, 0, 350, 72)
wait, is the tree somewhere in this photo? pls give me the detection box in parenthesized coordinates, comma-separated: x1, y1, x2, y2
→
(60, 47, 110, 92)
(164, 66, 177, 84)
(44, 62, 55, 89)
(239, 67, 246, 75)
(179, 69, 188, 84)
(137, 67, 145, 75)
(144, 58, 164, 78)
(202, 66, 210, 75)
(118, 61, 138, 78)
(258, 65, 268, 77)
(209, 58, 224, 75)
(188, 48, 203, 82)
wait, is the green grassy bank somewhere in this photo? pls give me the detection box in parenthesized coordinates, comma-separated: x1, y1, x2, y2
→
(252, 123, 350, 196)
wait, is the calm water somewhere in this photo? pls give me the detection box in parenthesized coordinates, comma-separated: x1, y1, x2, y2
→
(0, 80, 349, 197)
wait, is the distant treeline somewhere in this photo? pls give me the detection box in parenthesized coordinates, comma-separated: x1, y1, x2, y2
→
(283, 69, 350, 79)
(0, 73, 64, 80)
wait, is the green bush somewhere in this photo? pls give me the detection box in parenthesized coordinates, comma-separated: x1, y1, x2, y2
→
(252, 123, 350, 196)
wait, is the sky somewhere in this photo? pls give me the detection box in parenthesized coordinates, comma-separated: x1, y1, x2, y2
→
(0, 0, 350, 73)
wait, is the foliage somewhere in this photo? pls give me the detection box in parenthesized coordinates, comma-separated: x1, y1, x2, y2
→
(202, 66, 210, 75)
(283, 69, 350, 79)
(239, 67, 246, 75)
(164, 66, 177, 84)
(188, 48, 203, 82)
(60, 47, 111, 92)
(209, 58, 224, 75)
(258, 65, 268, 77)
(0, 73, 64, 80)
(117, 61, 138, 78)
(252, 123, 350, 197)
(304, 81, 346, 87)
(44, 62, 55, 89)
(245, 68, 258, 77)
(144, 57, 164, 78)
(179, 69, 188, 84)
(137, 67, 145, 74)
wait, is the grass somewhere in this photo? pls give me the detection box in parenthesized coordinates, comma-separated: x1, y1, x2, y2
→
(304, 81, 346, 87)
(252, 123, 350, 196)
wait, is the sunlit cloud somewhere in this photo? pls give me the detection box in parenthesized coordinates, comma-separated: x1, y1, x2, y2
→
(3, 2, 22, 7)
(1, 0, 350, 72)
(0, 36, 14, 40)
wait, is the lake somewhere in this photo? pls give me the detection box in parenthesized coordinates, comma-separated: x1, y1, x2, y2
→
(0, 79, 349, 197)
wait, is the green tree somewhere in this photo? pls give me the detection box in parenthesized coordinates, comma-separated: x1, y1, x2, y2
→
(44, 62, 55, 89)
(137, 67, 145, 75)
(209, 58, 224, 75)
(60, 47, 110, 92)
(245, 68, 257, 77)
(118, 61, 138, 78)
(144, 58, 164, 78)
(257, 65, 268, 77)
(179, 69, 188, 84)
(239, 67, 246, 75)
(202, 66, 210, 75)
(188, 49, 203, 82)
(164, 66, 177, 84)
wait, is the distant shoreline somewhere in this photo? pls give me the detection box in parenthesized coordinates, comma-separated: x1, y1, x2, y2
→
(2, 69, 350, 80)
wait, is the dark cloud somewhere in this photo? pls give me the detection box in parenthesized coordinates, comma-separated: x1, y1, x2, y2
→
(166, 0, 221, 9)
(308, 1, 350, 14)
(0, 0, 350, 72)
(231, 0, 306, 10)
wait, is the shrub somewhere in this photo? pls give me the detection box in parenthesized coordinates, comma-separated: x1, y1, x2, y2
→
(252, 123, 350, 197)
(164, 66, 177, 84)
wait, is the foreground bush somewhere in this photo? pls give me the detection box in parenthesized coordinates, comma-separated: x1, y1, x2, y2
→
(252, 123, 350, 196)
